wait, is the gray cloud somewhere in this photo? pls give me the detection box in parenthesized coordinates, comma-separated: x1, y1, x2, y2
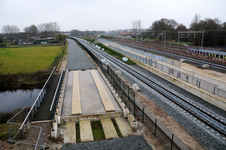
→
(0, 0, 226, 32)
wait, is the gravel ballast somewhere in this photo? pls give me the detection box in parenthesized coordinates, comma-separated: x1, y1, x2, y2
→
(61, 135, 152, 150)
(77, 38, 226, 150)
(109, 62, 226, 150)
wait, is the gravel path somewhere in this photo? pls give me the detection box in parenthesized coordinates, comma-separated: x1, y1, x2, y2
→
(61, 135, 152, 150)
(67, 39, 96, 71)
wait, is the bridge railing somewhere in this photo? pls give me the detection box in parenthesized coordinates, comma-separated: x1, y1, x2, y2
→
(50, 70, 65, 127)
(19, 66, 56, 138)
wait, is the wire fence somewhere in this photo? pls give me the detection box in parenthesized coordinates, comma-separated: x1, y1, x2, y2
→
(75, 37, 189, 150)
(6, 107, 45, 149)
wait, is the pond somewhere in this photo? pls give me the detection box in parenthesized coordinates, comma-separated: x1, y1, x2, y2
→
(0, 89, 41, 112)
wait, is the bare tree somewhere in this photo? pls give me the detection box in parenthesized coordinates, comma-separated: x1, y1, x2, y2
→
(38, 22, 60, 37)
(169, 19, 178, 30)
(29, 25, 38, 36)
(190, 14, 201, 30)
(132, 20, 138, 39)
(2, 25, 20, 34)
(132, 20, 142, 39)
(23, 27, 30, 34)
(71, 29, 80, 35)
(176, 24, 187, 31)
(23, 25, 38, 36)
(137, 20, 142, 38)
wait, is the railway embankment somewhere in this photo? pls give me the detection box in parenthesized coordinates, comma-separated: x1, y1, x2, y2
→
(105, 42, 226, 111)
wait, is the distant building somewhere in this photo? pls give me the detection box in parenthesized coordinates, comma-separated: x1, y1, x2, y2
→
(35, 38, 55, 44)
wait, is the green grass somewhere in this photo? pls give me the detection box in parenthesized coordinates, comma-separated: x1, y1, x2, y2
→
(91, 121, 105, 141)
(111, 118, 122, 138)
(94, 43, 136, 65)
(0, 123, 8, 140)
(76, 122, 81, 143)
(0, 46, 62, 74)
(81, 38, 95, 43)
(100, 35, 113, 39)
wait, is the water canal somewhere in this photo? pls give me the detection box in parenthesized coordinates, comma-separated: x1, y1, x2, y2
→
(0, 89, 41, 112)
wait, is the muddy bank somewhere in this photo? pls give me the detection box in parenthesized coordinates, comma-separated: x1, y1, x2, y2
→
(0, 70, 49, 91)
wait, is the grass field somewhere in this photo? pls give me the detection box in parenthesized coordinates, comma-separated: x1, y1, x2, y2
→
(0, 46, 62, 74)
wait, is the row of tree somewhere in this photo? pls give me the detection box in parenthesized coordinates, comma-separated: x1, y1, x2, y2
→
(131, 14, 226, 47)
(1, 22, 60, 38)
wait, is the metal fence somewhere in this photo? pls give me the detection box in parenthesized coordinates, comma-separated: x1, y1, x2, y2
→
(50, 70, 65, 127)
(75, 38, 189, 150)
(6, 107, 45, 149)
(105, 66, 188, 150)
(19, 66, 56, 138)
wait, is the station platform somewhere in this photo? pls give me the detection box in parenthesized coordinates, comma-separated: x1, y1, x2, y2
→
(61, 69, 122, 121)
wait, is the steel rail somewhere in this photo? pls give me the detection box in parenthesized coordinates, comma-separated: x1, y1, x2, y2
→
(77, 38, 226, 137)
(120, 42, 226, 71)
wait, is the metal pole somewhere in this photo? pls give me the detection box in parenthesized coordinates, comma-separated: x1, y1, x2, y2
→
(171, 134, 174, 150)
(154, 118, 157, 136)
(136, 32, 137, 43)
(142, 107, 144, 123)
(162, 31, 163, 43)
(164, 31, 166, 48)
(177, 31, 180, 49)
(134, 98, 135, 118)
(201, 32, 204, 49)
(7, 122, 11, 139)
(150, 31, 151, 42)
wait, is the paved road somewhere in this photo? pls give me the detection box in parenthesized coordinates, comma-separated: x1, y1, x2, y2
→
(67, 39, 96, 71)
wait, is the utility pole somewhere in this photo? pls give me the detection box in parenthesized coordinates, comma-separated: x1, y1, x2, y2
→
(164, 31, 166, 48)
(150, 30, 151, 42)
(162, 31, 163, 43)
(177, 31, 180, 49)
(201, 31, 204, 49)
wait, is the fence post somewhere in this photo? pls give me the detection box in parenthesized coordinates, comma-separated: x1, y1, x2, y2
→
(20, 129, 23, 139)
(142, 107, 144, 123)
(154, 118, 157, 136)
(171, 134, 174, 150)
(134, 98, 136, 118)
(7, 122, 11, 139)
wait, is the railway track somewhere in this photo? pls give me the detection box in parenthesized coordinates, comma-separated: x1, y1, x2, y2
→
(74, 37, 226, 138)
(118, 42, 226, 72)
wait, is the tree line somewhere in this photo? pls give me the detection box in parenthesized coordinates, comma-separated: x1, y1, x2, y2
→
(1, 22, 60, 38)
(132, 14, 226, 47)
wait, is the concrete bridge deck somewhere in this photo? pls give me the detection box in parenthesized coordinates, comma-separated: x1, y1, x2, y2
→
(61, 69, 122, 119)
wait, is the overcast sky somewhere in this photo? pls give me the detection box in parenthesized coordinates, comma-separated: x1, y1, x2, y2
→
(0, 0, 226, 32)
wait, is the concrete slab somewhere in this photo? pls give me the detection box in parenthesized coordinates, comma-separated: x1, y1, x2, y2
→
(115, 117, 133, 137)
(62, 71, 73, 116)
(80, 120, 94, 142)
(62, 70, 121, 117)
(71, 71, 81, 115)
(64, 121, 76, 143)
(96, 70, 122, 112)
(79, 71, 106, 114)
(90, 70, 115, 112)
(101, 118, 118, 139)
